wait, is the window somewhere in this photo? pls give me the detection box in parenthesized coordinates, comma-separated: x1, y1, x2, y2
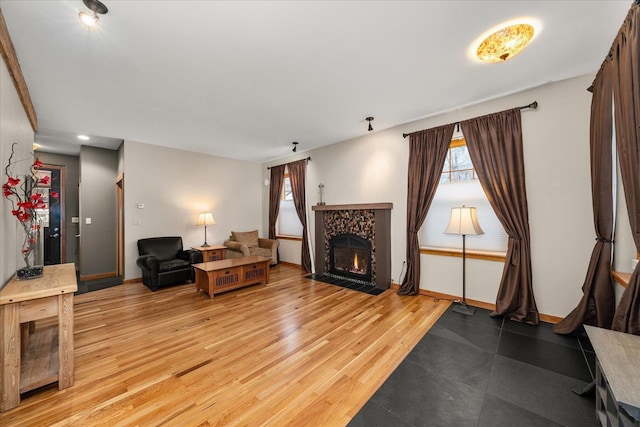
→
(421, 138, 507, 254)
(277, 173, 303, 237)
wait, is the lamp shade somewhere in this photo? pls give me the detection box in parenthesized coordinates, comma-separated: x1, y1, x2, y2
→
(444, 206, 484, 236)
(197, 212, 216, 226)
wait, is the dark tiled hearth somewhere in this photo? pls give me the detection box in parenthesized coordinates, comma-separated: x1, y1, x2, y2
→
(308, 273, 385, 295)
(349, 305, 597, 427)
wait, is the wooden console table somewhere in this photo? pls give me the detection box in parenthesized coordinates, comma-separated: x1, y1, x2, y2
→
(0, 263, 77, 412)
(585, 325, 640, 426)
(192, 245, 227, 262)
(193, 256, 270, 298)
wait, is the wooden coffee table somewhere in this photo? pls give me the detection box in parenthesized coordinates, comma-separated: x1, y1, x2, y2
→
(193, 255, 271, 298)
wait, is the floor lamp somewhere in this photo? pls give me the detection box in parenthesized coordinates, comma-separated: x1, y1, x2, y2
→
(444, 206, 484, 316)
(197, 212, 216, 247)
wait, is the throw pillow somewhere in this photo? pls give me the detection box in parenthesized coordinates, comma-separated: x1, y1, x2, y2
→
(232, 230, 259, 247)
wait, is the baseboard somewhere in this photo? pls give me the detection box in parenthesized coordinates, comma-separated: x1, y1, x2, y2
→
(278, 261, 302, 268)
(390, 283, 562, 324)
(123, 277, 142, 284)
(79, 271, 118, 281)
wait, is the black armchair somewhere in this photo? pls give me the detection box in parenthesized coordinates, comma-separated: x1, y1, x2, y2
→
(136, 237, 202, 291)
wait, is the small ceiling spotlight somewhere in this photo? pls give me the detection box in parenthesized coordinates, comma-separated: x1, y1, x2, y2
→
(79, 0, 108, 29)
(366, 117, 374, 132)
(292, 141, 298, 152)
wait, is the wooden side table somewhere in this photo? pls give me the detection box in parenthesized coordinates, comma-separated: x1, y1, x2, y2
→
(0, 263, 77, 412)
(192, 245, 227, 262)
(585, 325, 640, 426)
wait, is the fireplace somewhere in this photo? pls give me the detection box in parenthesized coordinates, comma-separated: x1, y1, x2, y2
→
(329, 234, 372, 282)
(312, 203, 392, 290)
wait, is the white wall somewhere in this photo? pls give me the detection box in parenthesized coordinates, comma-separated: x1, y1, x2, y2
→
(263, 74, 600, 318)
(123, 140, 262, 280)
(0, 55, 35, 288)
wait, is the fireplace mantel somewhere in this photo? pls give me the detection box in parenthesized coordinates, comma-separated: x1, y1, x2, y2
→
(312, 203, 392, 211)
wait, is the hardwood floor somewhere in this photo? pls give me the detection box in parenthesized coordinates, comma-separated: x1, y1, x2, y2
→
(1, 264, 449, 426)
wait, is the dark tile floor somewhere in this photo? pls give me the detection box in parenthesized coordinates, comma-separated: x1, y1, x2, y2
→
(349, 304, 598, 427)
(75, 274, 122, 294)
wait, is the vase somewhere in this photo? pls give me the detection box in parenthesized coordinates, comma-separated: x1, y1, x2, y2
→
(16, 215, 44, 280)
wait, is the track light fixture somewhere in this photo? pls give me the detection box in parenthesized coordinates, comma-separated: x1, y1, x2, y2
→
(292, 141, 298, 152)
(366, 117, 374, 132)
(79, 0, 108, 29)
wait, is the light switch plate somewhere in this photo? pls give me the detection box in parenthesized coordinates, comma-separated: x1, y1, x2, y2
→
(85, 218, 92, 224)
(71, 217, 79, 223)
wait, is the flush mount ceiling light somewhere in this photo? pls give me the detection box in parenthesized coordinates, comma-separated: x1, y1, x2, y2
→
(366, 117, 374, 132)
(77, 134, 90, 140)
(472, 19, 540, 63)
(79, 0, 108, 29)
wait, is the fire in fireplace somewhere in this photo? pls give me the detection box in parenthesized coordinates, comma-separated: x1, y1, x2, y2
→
(329, 234, 372, 282)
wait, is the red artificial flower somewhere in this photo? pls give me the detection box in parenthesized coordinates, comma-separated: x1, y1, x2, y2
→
(17, 211, 30, 222)
(31, 193, 42, 201)
(3, 188, 12, 197)
(33, 159, 42, 168)
(11, 209, 21, 217)
(7, 177, 20, 186)
(39, 175, 50, 185)
(17, 201, 33, 210)
(50, 191, 59, 198)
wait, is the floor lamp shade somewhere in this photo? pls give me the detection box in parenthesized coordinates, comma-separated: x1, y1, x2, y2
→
(444, 206, 483, 316)
(197, 212, 216, 247)
(444, 206, 484, 236)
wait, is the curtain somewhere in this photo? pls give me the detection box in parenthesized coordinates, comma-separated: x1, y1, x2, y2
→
(288, 159, 312, 273)
(553, 62, 616, 335)
(461, 109, 539, 324)
(398, 124, 454, 295)
(611, 4, 640, 334)
(268, 165, 286, 240)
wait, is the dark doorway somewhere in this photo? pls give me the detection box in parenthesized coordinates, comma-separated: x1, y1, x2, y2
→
(38, 165, 65, 265)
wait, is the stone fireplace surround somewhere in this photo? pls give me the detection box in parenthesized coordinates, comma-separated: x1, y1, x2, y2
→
(312, 203, 392, 290)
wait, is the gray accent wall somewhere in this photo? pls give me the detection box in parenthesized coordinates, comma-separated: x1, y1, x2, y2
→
(36, 152, 80, 267)
(0, 55, 34, 288)
(79, 146, 118, 277)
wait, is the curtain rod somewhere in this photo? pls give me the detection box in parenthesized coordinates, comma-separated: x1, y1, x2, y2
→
(402, 101, 539, 139)
(587, 1, 639, 92)
(266, 156, 311, 170)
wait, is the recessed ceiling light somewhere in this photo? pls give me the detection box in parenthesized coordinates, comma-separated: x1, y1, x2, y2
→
(77, 135, 90, 141)
(469, 18, 541, 63)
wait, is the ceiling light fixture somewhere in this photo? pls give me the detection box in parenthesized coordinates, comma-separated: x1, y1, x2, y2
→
(77, 135, 90, 140)
(366, 117, 374, 132)
(292, 141, 298, 152)
(472, 19, 540, 63)
(79, 0, 108, 29)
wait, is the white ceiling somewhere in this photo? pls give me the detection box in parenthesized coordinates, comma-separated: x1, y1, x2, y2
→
(0, 0, 632, 162)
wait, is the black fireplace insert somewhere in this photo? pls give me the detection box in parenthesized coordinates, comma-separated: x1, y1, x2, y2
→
(328, 233, 372, 282)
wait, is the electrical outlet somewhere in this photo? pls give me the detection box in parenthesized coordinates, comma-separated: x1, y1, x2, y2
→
(137, 203, 145, 209)
(85, 218, 92, 224)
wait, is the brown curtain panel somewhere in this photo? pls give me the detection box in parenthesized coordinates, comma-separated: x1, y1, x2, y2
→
(553, 62, 616, 335)
(398, 124, 454, 295)
(268, 165, 286, 240)
(287, 159, 312, 273)
(461, 109, 539, 324)
(611, 4, 640, 334)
